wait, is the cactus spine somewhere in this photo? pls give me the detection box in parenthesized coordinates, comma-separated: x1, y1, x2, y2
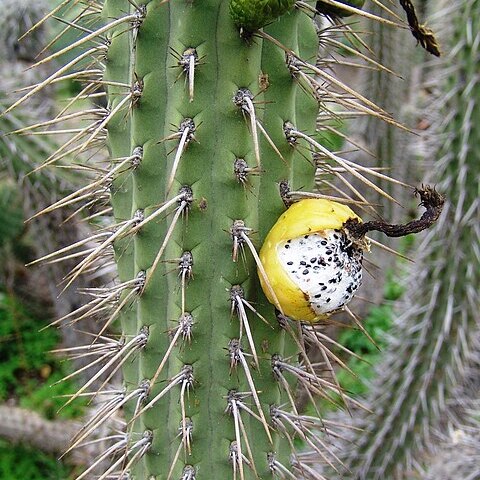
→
(348, 1, 417, 222)
(327, 1, 480, 478)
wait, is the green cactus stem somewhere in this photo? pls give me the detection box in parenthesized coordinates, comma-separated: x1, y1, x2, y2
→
(99, 1, 320, 478)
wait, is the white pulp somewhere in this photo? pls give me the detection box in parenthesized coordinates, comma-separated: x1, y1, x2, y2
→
(277, 230, 363, 316)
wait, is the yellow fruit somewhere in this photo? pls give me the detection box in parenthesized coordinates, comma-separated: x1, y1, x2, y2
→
(259, 199, 363, 322)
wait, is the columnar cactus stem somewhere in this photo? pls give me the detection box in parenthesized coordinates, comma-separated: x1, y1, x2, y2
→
(2, 0, 445, 478)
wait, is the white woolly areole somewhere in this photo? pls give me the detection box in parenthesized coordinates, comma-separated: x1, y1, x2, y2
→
(277, 229, 363, 316)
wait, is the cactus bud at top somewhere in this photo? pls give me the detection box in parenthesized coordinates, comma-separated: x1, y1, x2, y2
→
(259, 199, 365, 322)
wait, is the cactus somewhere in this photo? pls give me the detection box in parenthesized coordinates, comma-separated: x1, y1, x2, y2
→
(2, 0, 444, 478)
(423, 365, 480, 480)
(99, 4, 323, 478)
(324, 1, 480, 478)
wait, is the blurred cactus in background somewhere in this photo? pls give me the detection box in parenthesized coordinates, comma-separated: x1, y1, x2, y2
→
(0, 0, 114, 386)
(0, 0, 449, 478)
(344, 0, 420, 222)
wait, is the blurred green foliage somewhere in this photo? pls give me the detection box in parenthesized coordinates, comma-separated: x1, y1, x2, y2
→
(0, 180, 24, 248)
(318, 127, 345, 152)
(0, 291, 85, 479)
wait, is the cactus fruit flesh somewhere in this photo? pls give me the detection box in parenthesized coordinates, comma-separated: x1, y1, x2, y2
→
(259, 199, 364, 321)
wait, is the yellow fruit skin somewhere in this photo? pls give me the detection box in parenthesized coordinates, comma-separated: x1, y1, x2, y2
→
(258, 199, 361, 322)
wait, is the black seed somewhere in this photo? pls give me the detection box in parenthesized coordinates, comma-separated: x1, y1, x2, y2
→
(314, 294, 321, 298)
(284, 244, 290, 249)
(321, 286, 327, 291)
(302, 269, 309, 275)
(326, 250, 332, 255)
(321, 241, 327, 246)
(328, 278, 336, 284)
(287, 261, 293, 265)
(326, 298, 331, 303)
(304, 235, 309, 239)
(300, 261, 306, 265)
(310, 257, 317, 263)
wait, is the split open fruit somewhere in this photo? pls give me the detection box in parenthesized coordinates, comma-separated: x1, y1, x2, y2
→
(259, 199, 366, 322)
